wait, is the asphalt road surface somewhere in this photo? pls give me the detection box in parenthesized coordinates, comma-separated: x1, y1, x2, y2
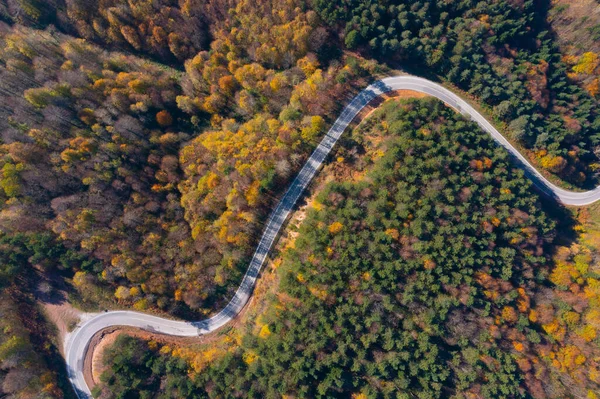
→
(64, 75, 600, 398)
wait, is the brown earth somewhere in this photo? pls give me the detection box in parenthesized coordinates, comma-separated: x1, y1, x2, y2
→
(35, 271, 83, 354)
(548, 0, 600, 56)
(353, 89, 429, 122)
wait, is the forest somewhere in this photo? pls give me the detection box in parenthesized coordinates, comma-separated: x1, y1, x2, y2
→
(95, 99, 600, 398)
(0, 1, 380, 321)
(313, 0, 600, 185)
(0, 291, 65, 399)
(1, 0, 600, 398)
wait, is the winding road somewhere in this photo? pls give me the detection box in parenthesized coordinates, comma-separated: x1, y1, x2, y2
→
(64, 75, 600, 398)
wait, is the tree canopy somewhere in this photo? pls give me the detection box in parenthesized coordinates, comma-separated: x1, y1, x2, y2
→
(96, 99, 600, 398)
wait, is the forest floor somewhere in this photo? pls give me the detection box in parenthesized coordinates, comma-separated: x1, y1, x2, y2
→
(548, 0, 600, 56)
(36, 272, 83, 354)
(360, 89, 428, 120)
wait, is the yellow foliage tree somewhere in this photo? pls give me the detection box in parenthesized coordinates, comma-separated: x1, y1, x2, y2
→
(297, 54, 319, 77)
(554, 345, 586, 372)
(540, 154, 567, 173)
(501, 306, 518, 324)
(328, 221, 343, 234)
(115, 285, 131, 300)
(72, 271, 88, 287)
(579, 325, 597, 342)
(259, 324, 271, 338)
(573, 52, 600, 75)
(243, 351, 258, 364)
(549, 261, 576, 287)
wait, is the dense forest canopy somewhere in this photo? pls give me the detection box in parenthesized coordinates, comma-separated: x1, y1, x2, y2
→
(0, 2, 378, 319)
(1, 0, 599, 318)
(313, 0, 600, 185)
(95, 99, 600, 399)
(1, 0, 600, 398)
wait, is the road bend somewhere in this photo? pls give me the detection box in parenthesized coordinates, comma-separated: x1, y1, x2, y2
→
(64, 75, 600, 398)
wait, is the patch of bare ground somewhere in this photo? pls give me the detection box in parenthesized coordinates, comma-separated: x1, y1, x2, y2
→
(89, 329, 122, 385)
(353, 89, 429, 123)
(35, 271, 83, 354)
(548, 0, 600, 56)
